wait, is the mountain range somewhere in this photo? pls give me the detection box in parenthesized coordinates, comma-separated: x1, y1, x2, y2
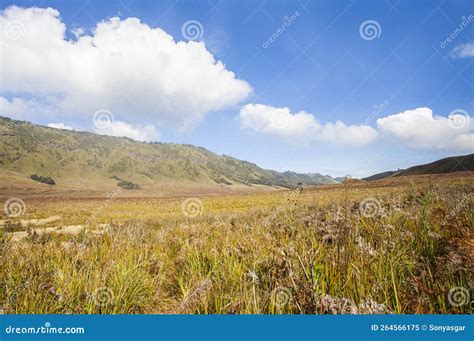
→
(0, 116, 336, 194)
(1, 116, 472, 196)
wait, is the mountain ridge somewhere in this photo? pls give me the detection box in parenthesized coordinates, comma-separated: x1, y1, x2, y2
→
(362, 154, 474, 181)
(362, 170, 401, 181)
(0, 116, 337, 191)
(394, 154, 474, 177)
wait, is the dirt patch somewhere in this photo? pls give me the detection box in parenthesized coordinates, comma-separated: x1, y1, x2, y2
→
(19, 215, 62, 227)
(0, 215, 62, 227)
(5, 223, 109, 242)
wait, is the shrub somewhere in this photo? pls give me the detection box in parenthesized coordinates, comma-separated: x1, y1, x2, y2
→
(30, 174, 56, 185)
(117, 180, 139, 189)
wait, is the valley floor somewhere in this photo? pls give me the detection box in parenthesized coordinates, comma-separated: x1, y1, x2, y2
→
(1, 173, 473, 314)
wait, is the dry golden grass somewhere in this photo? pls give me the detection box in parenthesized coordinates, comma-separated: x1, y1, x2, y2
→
(1, 174, 473, 314)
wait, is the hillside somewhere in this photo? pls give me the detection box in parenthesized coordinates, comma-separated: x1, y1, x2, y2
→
(0, 116, 336, 193)
(394, 154, 474, 177)
(362, 154, 474, 181)
(362, 170, 401, 181)
(333, 176, 352, 182)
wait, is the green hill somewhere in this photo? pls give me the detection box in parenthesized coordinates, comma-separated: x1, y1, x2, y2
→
(394, 154, 474, 177)
(362, 154, 473, 182)
(0, 116, 336, 192)
(362, 170, 401, 181)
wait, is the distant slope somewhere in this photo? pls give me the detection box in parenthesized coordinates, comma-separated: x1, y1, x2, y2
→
(395, 154, 474, 177)
(363, 154, 474, 181)
(0, 116, 336, 190)
(334, 176, 352, 183)
(362, 170, 400, 181)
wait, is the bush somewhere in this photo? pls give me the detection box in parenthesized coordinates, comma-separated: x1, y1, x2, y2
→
(213, 176, 232, 185)
(30, 174, 56, 185)
(117, 180, 139, 189)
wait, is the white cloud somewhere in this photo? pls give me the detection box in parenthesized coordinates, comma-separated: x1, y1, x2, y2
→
(71, 27, 84, 39)
(0, 96, 158, 141)
(239, 103, 378, 146)
(451, 42, 474, 58)
(0, 97, 31, 118)
(317, 121, 379, 146)
(47, 123, 73, 130)
(377, 107, 473, 151)
(0, 96, 61, 121)
(94, 121, 160, 142)
(240, 104, 474, 151)
(239, 104, 318, 139)
(0, 6, 251, 128)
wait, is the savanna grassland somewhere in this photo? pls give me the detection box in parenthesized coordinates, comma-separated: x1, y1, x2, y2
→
(0, 174, 473, 314)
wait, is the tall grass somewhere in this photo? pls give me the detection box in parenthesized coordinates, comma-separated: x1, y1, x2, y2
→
(1, 180, 472, 314)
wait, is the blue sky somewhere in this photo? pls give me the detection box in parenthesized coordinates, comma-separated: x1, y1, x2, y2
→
(0, 0, 473, 177)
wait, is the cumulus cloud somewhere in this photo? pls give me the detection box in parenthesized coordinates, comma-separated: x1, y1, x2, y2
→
(47, 123, 73, 130)
(451, 42, 474, 58)
(0, 96, 64, 121)
(240, 105, 473, 151)
(0, 6, 251, 129)
(94, 121, 160, 142)
(377, 107, 473, 151)
(317, 121, 379, 146)
(0, 96, 157, 141)
(0, 97, 30, 118)
(239, 104, 378, 146)
(239, 104, 319, 139)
